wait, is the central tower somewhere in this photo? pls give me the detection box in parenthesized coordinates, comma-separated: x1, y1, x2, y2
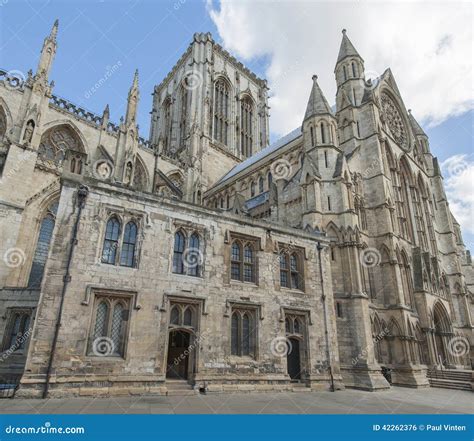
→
(149, 33, 270, 203)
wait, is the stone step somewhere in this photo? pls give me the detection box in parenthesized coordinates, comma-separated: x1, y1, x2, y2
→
(428, 372, 472, 381)
(165, 380, 197, 396)
(428, 378, 472, 392)
(165, 389, 198, 396)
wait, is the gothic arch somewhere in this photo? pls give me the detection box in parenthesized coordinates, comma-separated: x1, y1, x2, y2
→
(388, 317, 405, 365)
(432, 301, 452, 333)
(432, 301, 453, 366)
(380, 244, 391, 263)
(167, 170, 185, 192)
(26, 192, 61, 287)
(39, 120, 89, 155)
(0, 97, 13, 137)
(133, 154, 149, 192)
(399, 155, 414, 186)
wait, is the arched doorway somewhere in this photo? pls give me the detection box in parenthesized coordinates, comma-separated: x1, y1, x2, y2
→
(165, 303, 197, 382)
(287, 337, 301, 380)
(166, 329, 192, 380)
(433, 302, 451, 366)
(284, 314, 307, 382)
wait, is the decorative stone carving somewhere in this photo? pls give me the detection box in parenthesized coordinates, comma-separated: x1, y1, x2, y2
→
(381, 92, 408, 150)
(23, 120, 35, 144)
(123, 161, 133, 185)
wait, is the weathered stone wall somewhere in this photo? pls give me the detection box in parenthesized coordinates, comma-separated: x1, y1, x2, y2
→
(17, 178, 341, 397)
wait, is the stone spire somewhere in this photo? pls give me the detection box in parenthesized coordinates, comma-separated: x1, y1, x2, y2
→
(304, 75, 333, 121)
(336, 29, 363, 65)
(36, 19, 59, 79)
(125, 69, 139, 125)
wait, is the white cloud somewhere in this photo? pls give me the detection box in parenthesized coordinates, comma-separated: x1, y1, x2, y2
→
(441, 154, 474, 242)
(207, 0, 473, 137)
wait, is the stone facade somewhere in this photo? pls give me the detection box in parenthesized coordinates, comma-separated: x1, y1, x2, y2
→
(0, 23, 472, 397)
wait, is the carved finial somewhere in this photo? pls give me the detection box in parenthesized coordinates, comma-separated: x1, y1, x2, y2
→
(50, 19, 59, 40)
(132, 69, 139, 88)
(312, 74, 318, 81)
(342, 28, 347, 34)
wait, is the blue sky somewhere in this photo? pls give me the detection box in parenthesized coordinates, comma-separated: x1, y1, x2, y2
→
(1, 0, 472, 245)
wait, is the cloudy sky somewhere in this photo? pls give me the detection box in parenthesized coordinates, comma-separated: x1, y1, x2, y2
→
(1, 0, 472, 245)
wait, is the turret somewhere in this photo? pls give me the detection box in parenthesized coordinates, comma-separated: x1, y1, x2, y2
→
(335, 29, 365, 110)
(302, 75, 338, 165)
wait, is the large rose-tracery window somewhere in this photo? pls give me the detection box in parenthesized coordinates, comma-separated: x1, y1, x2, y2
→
(38, 125, 85, 172)
(381, 93, 408, 150)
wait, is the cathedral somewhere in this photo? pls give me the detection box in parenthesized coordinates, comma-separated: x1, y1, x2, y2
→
(0, 21, 472, 398)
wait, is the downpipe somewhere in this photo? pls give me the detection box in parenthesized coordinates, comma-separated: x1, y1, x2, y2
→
(317, 241, 335, 392)
(43, 185, 89, 399)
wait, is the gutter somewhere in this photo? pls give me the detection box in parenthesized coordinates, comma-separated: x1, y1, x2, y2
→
(42, 184, 89, 399)
(317, 241, 335, 392)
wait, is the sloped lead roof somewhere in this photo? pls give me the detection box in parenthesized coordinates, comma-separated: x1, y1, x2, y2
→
(215, 126, 303, 186)
(336, 29, 362, 64)
(304, 75, 333, 121)
(408, 110, 427, 137)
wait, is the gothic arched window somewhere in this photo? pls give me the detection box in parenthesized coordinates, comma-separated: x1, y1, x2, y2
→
(258, 176, 264, 193)
(38, 125, 84, 168)
(280, 252, 289, 288)
(231, 309, 255, 357)
(120, 221, 137, 267)
(178, 87, 188, 148)
(240, 96, 253, 158)
(213, 79, 229, 146)
(89, 296, 130, 357)
(343, 65, 347, 81)
(188, 233, 201, 277)
(280, 250, 303, 290)
(243, 245, 255, 283)
(28, 200, 59, 287)
(101, 216, 121, 265)
(183, 306, 193, 326)
(320, 122, 326, 144)
(172, 230, 203, 277)
(173, 231, 186, 274)
(231, 242, 242, 281)
(399, 159, 413, 241)
(133, 158, 148, 192)
(267, 172, 272, 188)
(250, 181, 256, 197)
(351, 62, 357, 77)
(5, 311, 31, 351)
(400, 252, 414, 309)
(310, 126, 315, 147)
(162, 97, 173, 154)
(170, 305, 180, 325)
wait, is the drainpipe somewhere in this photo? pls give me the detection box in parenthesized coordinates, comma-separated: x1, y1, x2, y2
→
(43, 184, 89, 399)
(317, 241, 335, 392)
